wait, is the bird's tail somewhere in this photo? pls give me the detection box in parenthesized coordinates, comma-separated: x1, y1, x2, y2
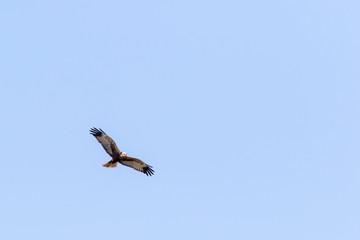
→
(102, 159, 118, 168)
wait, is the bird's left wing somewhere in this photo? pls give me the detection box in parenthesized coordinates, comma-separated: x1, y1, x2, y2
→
(119, 156, 155, 176)
(90, 128, 121, 158)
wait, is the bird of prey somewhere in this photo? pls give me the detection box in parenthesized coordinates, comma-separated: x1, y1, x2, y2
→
(90, 128, 154, 176)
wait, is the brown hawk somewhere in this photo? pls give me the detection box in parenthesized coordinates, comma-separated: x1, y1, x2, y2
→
(90, 128, 154, 176)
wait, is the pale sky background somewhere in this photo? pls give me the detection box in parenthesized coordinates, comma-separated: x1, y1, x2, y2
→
(1, 1, 359, 239)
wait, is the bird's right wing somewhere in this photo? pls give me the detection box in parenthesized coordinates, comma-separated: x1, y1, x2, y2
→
(90, 128, 121, 158)
(120, 156, 155, 176)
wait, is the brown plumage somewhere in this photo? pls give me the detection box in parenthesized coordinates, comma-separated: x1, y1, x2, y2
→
(90, 128, 154, 176)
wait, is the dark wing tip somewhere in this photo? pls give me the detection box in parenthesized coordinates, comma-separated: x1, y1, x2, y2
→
(143, 165, 155, 176)
(90, 127, 106, 137)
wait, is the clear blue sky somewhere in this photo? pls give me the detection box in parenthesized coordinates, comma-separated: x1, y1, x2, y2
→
(1, 1, 359, 239)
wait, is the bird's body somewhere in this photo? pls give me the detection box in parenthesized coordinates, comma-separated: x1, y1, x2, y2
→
(90, 128, 154, 176)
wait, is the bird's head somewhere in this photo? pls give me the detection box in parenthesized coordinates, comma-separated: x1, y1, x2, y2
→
(120, 152, 127, 157)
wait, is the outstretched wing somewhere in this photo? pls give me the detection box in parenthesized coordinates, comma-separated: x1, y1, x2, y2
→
(119, 156, 155, 176)
(90, 128, 121, 158)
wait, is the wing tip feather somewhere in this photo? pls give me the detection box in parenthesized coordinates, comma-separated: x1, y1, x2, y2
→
(90, 127, 106, 137)
(144, 165, 155, 176)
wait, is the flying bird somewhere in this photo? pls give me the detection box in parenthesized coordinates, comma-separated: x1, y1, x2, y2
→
(90, 127, 154, 176)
